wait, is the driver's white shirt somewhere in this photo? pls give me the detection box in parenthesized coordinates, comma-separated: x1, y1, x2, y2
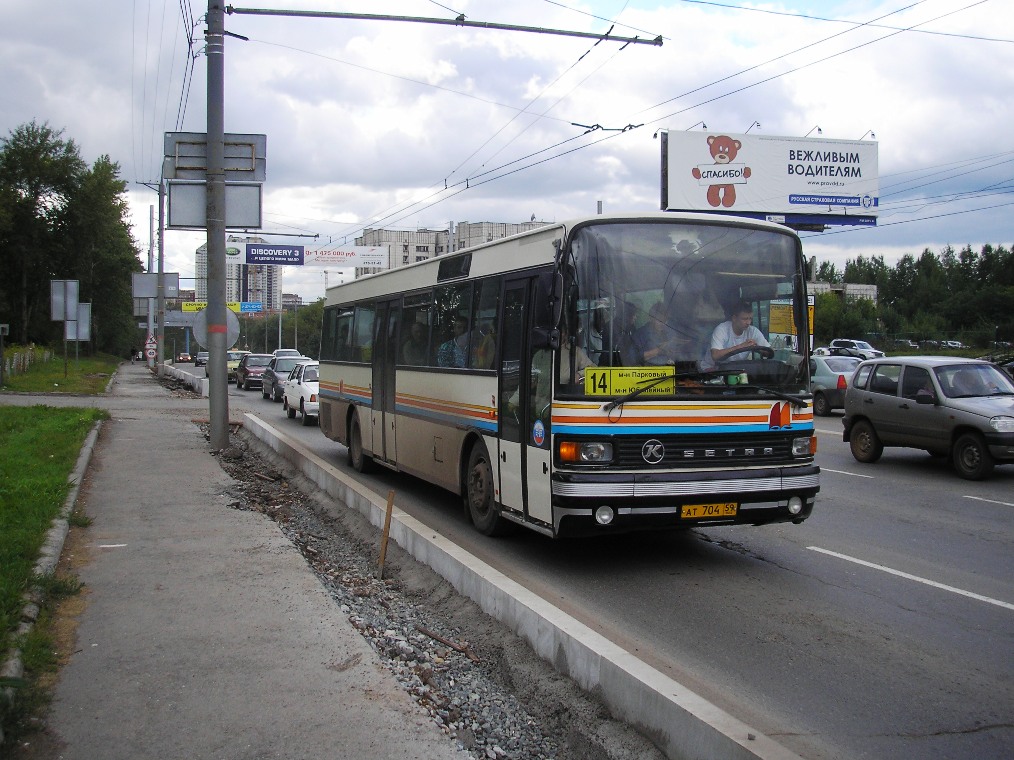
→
(702, 321, 769, 369)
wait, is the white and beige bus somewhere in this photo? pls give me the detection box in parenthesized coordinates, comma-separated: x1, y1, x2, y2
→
(319, 212, 819, 538)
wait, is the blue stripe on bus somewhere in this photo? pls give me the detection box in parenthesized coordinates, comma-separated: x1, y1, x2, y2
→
(551, 423, 813, 436)
(394, 402, 498, 433)
(319, 388, 372, 406)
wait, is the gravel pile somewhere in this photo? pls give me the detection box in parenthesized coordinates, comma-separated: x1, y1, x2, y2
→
(210, 429, 665, 760)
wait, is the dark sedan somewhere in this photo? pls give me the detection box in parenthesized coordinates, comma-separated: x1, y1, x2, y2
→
(261, 355, 310, 401)
(235, 353, 273, 390)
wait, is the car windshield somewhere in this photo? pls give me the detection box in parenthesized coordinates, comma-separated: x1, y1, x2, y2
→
(247, 356, 272, 366)
(275, 358, 303, 372)
(854, 341, 873, 350)
(228, 351, 246, 360)
(935, 364, 1014, 398)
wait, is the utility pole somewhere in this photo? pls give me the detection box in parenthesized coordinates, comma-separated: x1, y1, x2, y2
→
(157, 179, 166, 371)
(206, 0, 230, 449)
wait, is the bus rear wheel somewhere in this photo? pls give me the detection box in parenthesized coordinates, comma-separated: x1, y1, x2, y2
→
(348, 414, 373, 473)
(466, 442, 509, 536)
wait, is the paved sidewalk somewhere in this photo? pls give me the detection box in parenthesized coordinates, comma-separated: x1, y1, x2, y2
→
(18, 364, 468, 759)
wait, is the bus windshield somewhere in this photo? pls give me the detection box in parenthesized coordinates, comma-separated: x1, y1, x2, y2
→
(561, 220, 809, 400)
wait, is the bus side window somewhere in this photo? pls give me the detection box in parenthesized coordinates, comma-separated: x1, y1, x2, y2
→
(401, 306, 431, 366)
(470, 277, 500, 369)
(352, 304, 375, 363)
(334, 309, 353, 361)
(434, 283, 472, 368)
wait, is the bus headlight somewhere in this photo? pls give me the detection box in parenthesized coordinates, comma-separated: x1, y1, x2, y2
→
(792, 436, 816, 456)
(558, 441, 613, 464)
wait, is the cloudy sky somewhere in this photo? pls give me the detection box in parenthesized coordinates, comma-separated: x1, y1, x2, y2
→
(3, 0, 1012, 302)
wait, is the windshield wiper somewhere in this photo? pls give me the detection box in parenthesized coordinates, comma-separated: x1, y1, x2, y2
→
(602, 369, 722, 412)
(733, 384, 808, 408)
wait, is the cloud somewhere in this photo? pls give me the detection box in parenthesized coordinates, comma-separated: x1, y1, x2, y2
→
(3, 0, 1012, 305)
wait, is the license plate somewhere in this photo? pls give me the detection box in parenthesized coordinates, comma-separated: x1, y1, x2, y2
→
(680, 502, 738, 519)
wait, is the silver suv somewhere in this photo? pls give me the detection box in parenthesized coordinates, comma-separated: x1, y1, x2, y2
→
(829, 338, 885, 360)
(842, 357, 1014, 479)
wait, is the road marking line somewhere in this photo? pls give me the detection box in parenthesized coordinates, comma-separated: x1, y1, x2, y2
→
(96, 543, 128, 548)
(814, 427, 841, 435)
(819, 467, 874, 478)
(962, 495, 1014, 508)
(807, 546, 1014, 611)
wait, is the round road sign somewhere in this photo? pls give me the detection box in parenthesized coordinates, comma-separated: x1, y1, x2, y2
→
(145, 347, 156, 359)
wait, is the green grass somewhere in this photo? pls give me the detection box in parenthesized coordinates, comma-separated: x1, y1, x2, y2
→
(1, 353, 122, 394)
(0, 405, 106, 741)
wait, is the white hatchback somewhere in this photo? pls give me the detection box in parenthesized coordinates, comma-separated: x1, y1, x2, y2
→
(282, 361, 319, 426)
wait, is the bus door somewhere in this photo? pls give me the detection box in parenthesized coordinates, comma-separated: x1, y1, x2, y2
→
(370, 300, 400, 465)
(498, 278, 553, 527)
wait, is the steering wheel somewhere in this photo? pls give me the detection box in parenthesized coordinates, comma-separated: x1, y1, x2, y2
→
(722, 345, 774, 361)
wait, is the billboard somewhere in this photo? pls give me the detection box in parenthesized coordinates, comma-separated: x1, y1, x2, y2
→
(304, 246, 389, 268)
(662, 131, 879, 225)
(244, 244, 389, 268)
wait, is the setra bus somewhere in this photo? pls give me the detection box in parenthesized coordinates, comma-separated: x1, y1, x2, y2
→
(318, 212, 818, 537)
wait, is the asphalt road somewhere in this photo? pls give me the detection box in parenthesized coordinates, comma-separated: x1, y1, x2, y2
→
(230, 382, 1014, 760)
(13, 371, 1009, 759)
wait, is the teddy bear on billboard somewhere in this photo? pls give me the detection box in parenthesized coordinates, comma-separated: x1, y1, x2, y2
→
(691, 135, 751, 208)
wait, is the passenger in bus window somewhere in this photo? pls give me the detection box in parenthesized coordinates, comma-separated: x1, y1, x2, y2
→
(472, 320, 497, 369)
(625, 301, 696, 366)
(437, 316, 469, 367)
(401, 322, 429, 365)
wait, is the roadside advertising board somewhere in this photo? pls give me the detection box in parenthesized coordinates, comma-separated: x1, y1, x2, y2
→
(245, 244, 389, 268)
(662, 131, 879, 225)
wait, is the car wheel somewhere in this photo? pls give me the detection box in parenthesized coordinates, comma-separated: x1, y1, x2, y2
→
(813, 392, 830, 417)
(952, 432, 994, 480)
(348, 414, 373, 473)
(465, 441, 511, 536)
(849, 419, 883, 463)
(273, 386, 282, 402)
(242, 378, 250, 391)
(300, 401, 313, 426)
(262, 384, 270, 399)
(286, 398, 296, 418)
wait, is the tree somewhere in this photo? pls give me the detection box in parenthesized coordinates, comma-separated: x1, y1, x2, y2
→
(0, 121, 85, 344)
(61, 155, 143, 355)
(0, 122, 142, 354)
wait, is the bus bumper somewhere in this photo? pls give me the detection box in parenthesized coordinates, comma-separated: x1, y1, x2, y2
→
(550, 464, 819, 537)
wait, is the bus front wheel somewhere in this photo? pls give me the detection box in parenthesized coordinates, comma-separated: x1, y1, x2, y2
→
(348, 414, 373, 473)
(466, 442, 508, 536)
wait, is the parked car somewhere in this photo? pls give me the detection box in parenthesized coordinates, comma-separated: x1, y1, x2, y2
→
(261, 355, 310, 401)
(843, 357, 1014, 479)
(942, 340, 967, 350)
(282, 361, 319, 426)
(235, 353, 274, 390)
(810, 354, 861, 416)
(273, 348, 302, 358)
(176, 352, 192, 363)
(829, 339, 885, 360)
(194, 351, 209, 367)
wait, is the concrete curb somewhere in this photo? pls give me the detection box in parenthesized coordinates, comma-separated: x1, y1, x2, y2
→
(242, 414, 802, 760)
(0, 419, 103, 745)
(162, 364, 209, 396)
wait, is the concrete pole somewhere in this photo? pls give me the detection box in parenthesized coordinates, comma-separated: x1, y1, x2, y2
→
(206, 0, 230, 449)
(147, 205, 155, 369)
(157, 179, 166, 373)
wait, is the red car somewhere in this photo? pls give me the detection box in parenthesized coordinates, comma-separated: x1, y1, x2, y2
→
(235, 353, 274, 390)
